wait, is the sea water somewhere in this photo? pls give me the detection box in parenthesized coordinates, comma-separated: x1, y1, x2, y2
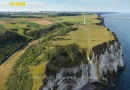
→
(103, 13, 130, 90)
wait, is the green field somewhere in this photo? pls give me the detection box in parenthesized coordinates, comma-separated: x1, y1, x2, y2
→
(51, 25, 114, 48)
(0, 13, 115, 90)
(52, 14, 100, 24)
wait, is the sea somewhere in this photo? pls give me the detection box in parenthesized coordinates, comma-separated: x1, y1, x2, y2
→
(102, 13, 130, 90)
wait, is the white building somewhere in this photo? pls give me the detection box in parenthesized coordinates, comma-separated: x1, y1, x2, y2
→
(84, 18, 86, 24)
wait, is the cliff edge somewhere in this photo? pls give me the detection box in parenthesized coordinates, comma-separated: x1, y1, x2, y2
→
(41, 15, 125, 90)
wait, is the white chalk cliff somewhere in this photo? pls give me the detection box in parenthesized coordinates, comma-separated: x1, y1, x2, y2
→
(42, 40, 124, 90)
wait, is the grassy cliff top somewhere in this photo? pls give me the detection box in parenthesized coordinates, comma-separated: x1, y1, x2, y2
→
(48, 14, 115, 50)
(51, 25, 114, 48)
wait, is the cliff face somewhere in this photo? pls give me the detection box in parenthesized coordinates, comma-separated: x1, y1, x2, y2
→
(42, 40, 124, 90)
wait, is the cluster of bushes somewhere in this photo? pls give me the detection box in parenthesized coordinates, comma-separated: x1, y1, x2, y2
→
(0, 14, 11, 17)
(57, 12, 81, 16)
(6, 67, 33, 90)
(54, 27, 77, 36)
(0, 13, 43, 18)
(10, 28, 18, 31)
(24, 23, 62, 39)
(0, 31, 29, 65)
(24, 22, 74, 39)
(61, 22, 74, 26)
(44, 43, 88, 76)
(23, 22, 74, 40)
(22, 27, 31, 31)
(10, 22, 17, 24)
(39, 26, 77, 43)
(25, 30, 39, 39)
(38, 23, 64, 37)
(15, 43, 46, 67)
(6, 42, 46, 90)
(45, 44, 87, 65)
(10, 15, 43, 18)
(0, 26, 5, 34)
(52, 37, 65, 41)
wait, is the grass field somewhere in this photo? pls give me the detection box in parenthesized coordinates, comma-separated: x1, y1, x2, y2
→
(51, 25, 114, 49)
(47, 14, 114, 55)
(0, 14, 115, 90)
(29, 61, 48, 90)
(0, 14, 99, 37)
(0, 17, 53, 38)
(52, 14, 100, 24)
(0, 18, 52, 25)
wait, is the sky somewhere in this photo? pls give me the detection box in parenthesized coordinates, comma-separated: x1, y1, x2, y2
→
(0, 0, 130, 12)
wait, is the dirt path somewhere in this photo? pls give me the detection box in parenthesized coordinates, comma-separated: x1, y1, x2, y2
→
(0, 39, 40, 90)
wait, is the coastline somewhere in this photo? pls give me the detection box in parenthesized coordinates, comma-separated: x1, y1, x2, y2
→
(81, 14, 125, 90)
(100, 13, 125, 74)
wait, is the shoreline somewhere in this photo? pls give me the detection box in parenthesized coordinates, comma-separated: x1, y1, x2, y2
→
(81, 14, 125, 90)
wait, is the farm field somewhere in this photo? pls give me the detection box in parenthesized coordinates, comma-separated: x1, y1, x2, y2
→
(0, 17, 53, 37)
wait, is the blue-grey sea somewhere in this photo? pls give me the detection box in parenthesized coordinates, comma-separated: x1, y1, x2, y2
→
(103, 13, 130, 90)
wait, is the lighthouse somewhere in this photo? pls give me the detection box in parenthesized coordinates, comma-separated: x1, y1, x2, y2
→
(84, 18, 86, 24)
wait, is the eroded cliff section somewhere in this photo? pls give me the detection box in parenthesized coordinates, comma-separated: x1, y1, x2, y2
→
(41, 15, 125, 90)
(42, 39, 124, 90)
